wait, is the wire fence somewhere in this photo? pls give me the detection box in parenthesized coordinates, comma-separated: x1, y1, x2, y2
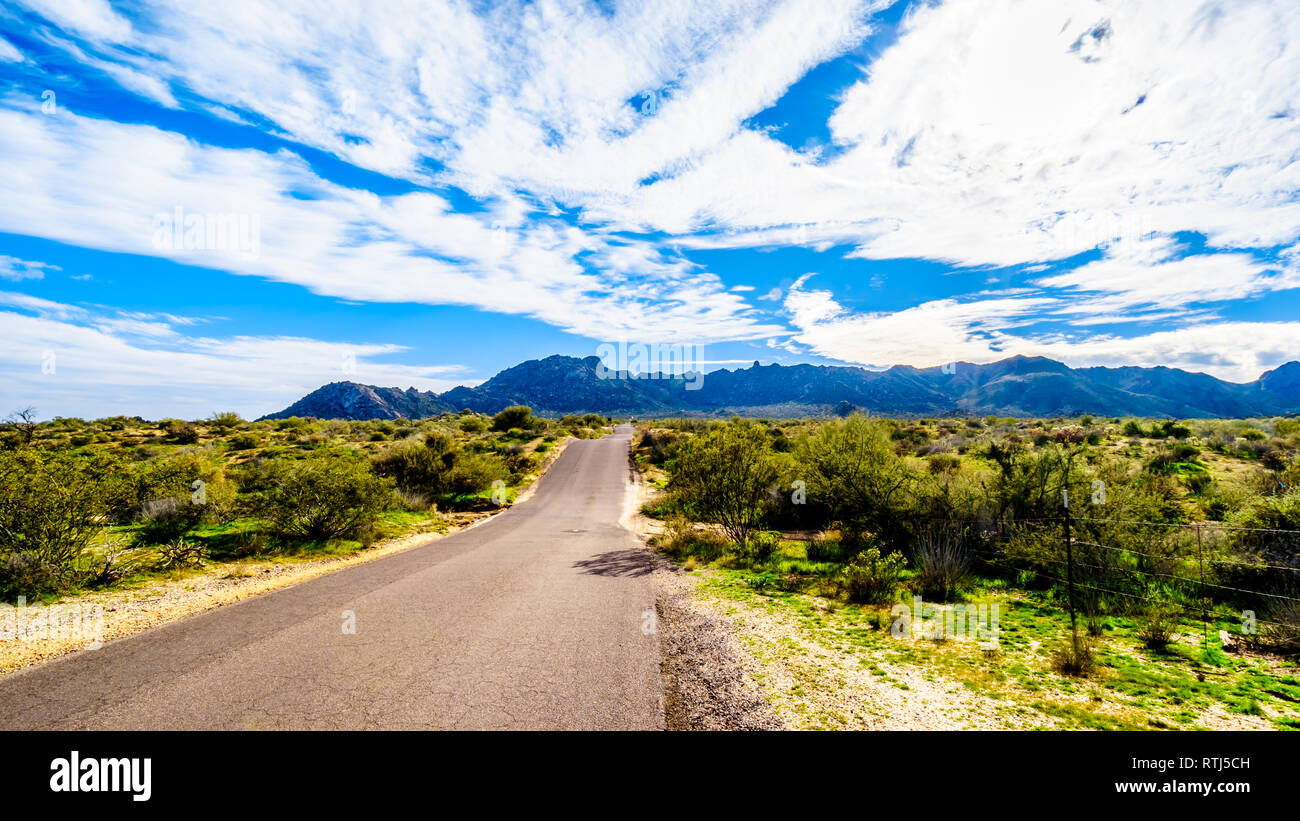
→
(949, 511, 1300, 653)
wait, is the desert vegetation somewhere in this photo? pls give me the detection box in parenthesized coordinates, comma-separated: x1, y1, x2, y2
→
(0, 407, 608, 600)
(637, 413, 1300, 729)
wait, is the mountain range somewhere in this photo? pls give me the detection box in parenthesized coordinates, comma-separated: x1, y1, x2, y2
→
(260, 354, 1300, 421)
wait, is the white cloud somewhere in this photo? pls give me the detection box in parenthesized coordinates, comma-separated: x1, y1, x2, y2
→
(783, 279, 1300, 382)
(0, 36, 25, 62)
(0, 255, 59, 281)
(17, 0, 132, 42)
(0, 298, 470, 419)
(606, 0, 1300, 270)
(785, 277, 1059, 368)
(0, 103, 782, 344)
(1037, 236, 1300, 321)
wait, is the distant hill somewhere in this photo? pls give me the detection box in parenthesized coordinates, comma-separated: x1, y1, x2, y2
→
(267, 381, 454, 421)
(260, 354, 1300, 420)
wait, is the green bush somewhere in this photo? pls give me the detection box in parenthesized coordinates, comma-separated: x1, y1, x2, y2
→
(255, 454, 394, 542)
(746, 530, 781, 563)
(656, 515, 728, 560)
(671, 420, 780, 544)
(229, 432, 260, 450)
(459, 416, 488, 434)
(444, 452, 508, 495)
(491, 405, 536, 432)
(914, 525, 970, 601)
(127, 452, 232, 539)
(162, 419, 200, 443)
(372, 434, 457, 495)
(210, 411, 243, 430)
(137, 496, 207, 544)
(806, 530, 844, 562)
(842, 546, 906, 604)
(797, 415, 916, 545)
(0, 448, 125, 596)
(1138, 600, 1181, 649)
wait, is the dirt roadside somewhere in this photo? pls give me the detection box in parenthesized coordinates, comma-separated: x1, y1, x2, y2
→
(622, 453, 785, 730)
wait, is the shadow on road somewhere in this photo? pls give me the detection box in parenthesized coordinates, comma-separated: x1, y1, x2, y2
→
(572, 549, 652, 578)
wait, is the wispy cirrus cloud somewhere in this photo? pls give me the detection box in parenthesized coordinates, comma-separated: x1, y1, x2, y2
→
(0, 102, 781, 344)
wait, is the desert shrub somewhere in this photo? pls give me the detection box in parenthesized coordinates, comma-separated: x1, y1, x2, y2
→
(459, 416, 489, 434)
(82, 547, 144, 589)
(797, 415, 917, 545)
(372, 434, 457, 495)
(637, 428, 680, 466)
(1138, 599, 1181, 649)
(164, 420, 200, 444)
(914, 525, 971, 601)
(806, 529, 845, 562)
(491, 405, 536, 432)
(1260, 448, 1292, 473)
(210, 411, 243, 430)
(1122, 420, 1146, 437)
(255, 454, 394, 542)
(746, 530, 781, 563)
(503, 451, 536, 478)
(1259, 594, 1300, 655)
(395, 489, 434, 512)
(275, 416, 316, 433)
(927, 453, 961, 474)
(126, 451, 233, 535)
(1170, 443, 1200, 461)
(1229, 486, 1300, 535)
(444, 452, 508, 495)
(1053, 635, 1097, 676)
(229, 432, 260, 450)
(0, 448, 125, 596)
(842, 546, 906, 604)
(1183, 469, 1212, 495)
(984, 440, 1080, 522)
(1053, 426, 1087, 445)
(230, 528, 271, 558)
(671, 420, 780, 544)
(136, 496, 207, 544)
(656, 515, 728, 561)
(153, 538, 208, 571)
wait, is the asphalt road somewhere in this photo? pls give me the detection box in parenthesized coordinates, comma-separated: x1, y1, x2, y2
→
(0, 425, 664, 730)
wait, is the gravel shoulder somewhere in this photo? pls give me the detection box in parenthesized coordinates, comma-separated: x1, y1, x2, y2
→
(624, 464, 783, 730)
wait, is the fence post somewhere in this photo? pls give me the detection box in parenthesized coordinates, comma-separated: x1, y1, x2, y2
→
(1063, 489, 1078, 641)
(1196, 523, 1208, 655)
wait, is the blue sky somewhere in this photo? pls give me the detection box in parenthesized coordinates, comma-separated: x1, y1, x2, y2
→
(1, 0, 1298, 419)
